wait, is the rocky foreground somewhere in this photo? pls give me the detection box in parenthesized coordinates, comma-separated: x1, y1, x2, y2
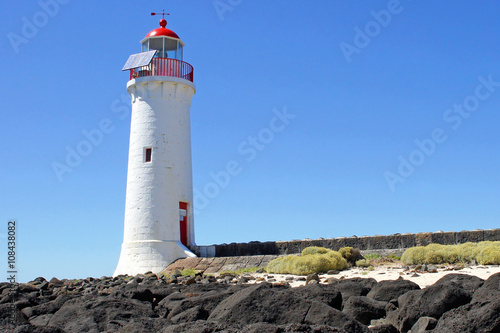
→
(0, 269, 499, 333)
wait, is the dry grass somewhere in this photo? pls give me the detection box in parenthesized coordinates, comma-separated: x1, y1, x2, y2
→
(402, 241, 500, 265)
(267, 247, 348, 275)
(301, 246, 329, 256)
(369, 257, 402, 267)
(355, 259, 371, 267)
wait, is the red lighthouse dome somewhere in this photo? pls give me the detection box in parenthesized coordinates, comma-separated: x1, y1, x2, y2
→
(145, 19, 180, 39)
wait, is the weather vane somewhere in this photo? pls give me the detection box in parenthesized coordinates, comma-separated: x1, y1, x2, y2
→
(151, 10, 170, 19)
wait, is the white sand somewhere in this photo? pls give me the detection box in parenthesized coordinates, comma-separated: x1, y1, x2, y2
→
(246, 264, 500, 288)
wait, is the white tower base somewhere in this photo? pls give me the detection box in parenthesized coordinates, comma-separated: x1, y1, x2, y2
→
(114, 240, 196, 276)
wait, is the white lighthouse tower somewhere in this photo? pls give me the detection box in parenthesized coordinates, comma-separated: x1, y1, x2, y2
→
(114, 16, 197, 276)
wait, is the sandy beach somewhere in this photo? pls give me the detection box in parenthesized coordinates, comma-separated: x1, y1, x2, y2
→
(247, 264, 500, 288)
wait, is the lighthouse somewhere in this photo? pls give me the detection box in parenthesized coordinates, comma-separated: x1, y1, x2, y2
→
(114, 16, 197, 276)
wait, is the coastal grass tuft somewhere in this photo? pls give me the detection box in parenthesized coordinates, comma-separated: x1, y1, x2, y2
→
(339, 246, 364, 264)
(302, 246, 329, 256)
(402, 241, 500, 265)
(355, 259, 371, 268)
(339, 247, 354, 261)
(219, 267, 265, 275)
(354, 253, 401, 267)
(364, 253, 381, 260)
(387, 254, 402, 260)
(267, 247, 348, 275)
(180, 268, 199, 276)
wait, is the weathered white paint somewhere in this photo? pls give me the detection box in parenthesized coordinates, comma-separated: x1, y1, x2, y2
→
(114, 75, 197, 276)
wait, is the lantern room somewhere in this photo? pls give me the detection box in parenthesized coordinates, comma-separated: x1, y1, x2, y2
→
(141, 18, 184, 60)
(123, 18, 194, 82)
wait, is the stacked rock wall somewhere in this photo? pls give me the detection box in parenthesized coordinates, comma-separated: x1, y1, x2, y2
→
(190, 229, 500, 258)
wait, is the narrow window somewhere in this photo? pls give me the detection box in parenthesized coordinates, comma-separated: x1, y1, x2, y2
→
(144, 147, 152, 162)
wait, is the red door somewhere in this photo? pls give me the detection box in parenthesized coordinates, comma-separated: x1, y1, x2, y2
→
(179, 202, 188, 246)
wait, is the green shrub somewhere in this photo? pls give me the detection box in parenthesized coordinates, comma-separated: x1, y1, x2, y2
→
(339, 247, 354, 260)
(441, 245, 460, 263)
(364, 253, 381, 260)
(325, 250, 349, 269)
(355, 259, 371, 267)
(387, 254, 402, 260)
(339, 247, 364, 264)
(423, 243, 446, 264)
(267, 255, 298, 274)
(402, 241, 500, 265)
(302, 246, 329, 256)
(475, 242, 500, 265)
(457, 242, 478, 262)
(267, 249, 348, 275)
(180, 268, 198, 276)
(289, 255, 335, 275)
(401, 246, 427, 265)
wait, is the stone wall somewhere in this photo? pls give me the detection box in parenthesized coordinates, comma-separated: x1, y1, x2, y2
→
(190, 228, 500, 258)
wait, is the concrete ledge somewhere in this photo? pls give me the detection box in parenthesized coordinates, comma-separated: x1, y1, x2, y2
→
(190, 228, 500, 258)
(161, 255, 279, 275)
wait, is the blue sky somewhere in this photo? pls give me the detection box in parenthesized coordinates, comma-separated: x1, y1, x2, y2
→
(1, 1, 499, 282)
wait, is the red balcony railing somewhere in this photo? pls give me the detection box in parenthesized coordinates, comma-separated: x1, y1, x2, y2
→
(130, 58, 194, 82)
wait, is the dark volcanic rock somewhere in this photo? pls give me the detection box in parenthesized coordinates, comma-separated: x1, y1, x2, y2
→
(146, 284, 180, 302)
(345, 248, 364, 265)
(409, 316, 437, 332)
(434, 273, 484, 295)
(368, 324, 398, 333)
(291, 283, 342, 310)
(329, 278, 375, 302)
(343, 277, 378, 289)
(367, 277, 420, 303)
(28, 314, 53, 327)
(162, 285, 245, 322)
(169, 305, 209, 324)
(241, 322, 280, 333)
(286, 323, 348, 332)
(48, 278, 63, 287)
(471, 272, 500, 304)
(18, 283, 40, 294)
(248, 323, 349, 332)
(208, 283, 368, 332)
(21, 295, 77, 318)
(0, 303, 29, 328)
(306, 273, 320, 285)
(1, 271, 498, 333)
(12, 325, 66, 333)
(164, 321, 351, 333)
(433, 299, 500, 333)
(48, 296, 155, 332)
(208, 283, 310, 325)
(395, 281, 471, 333)
(116, 317, 170, 333)
(161, 321, 240, 333)
(342, 296, 387, 325)
(163, 291, 186, 302)
(125, 288, 154, 303)
(304, 301, 369, 332)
